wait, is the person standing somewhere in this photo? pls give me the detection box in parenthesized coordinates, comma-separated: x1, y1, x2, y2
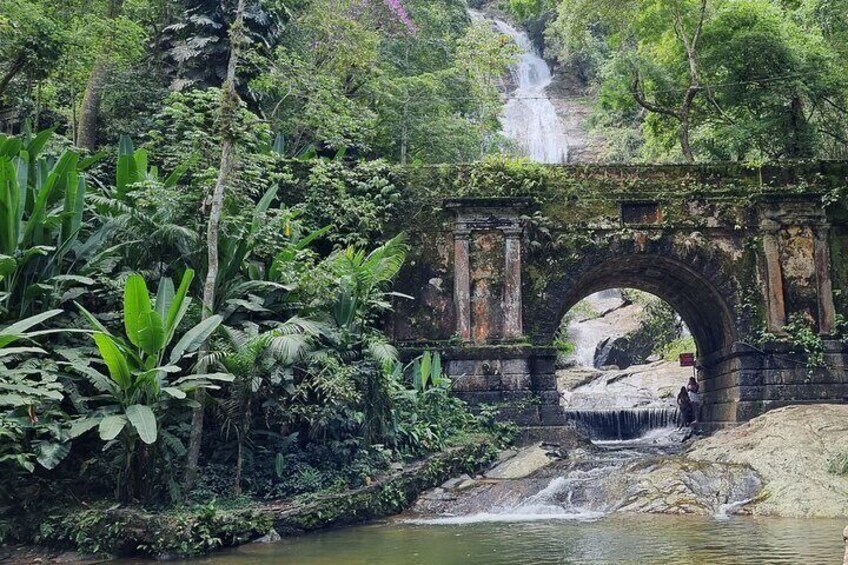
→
(677, 387, 693, 428)
(687, 377, 701, 423)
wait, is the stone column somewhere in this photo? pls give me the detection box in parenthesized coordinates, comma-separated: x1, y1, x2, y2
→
(503, 227, 523, 339)
(453, 228, 472, 341)
(815, 225, 836, 334)
(761, 222, 787, 333)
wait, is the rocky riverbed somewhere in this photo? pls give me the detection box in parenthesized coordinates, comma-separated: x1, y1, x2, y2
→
(409, 404, 848, 521)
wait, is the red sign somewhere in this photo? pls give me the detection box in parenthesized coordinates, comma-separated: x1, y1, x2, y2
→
(679, 353, 696, 367)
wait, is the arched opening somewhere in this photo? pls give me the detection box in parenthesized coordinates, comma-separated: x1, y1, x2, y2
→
(547, 254, 737, 359)
(543, 254, 737, 442)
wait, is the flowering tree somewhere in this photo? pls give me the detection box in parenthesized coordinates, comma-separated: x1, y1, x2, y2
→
(384, 0, 416, 33)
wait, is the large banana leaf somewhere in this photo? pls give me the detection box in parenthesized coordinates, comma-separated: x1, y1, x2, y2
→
(168, 315, 223, 364)
(92, 333, 132, 389)
(125, 404, 157, 444)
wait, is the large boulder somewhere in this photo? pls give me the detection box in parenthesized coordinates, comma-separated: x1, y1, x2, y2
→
(688, 404, 848, 518)
(485, 444, 556, 480)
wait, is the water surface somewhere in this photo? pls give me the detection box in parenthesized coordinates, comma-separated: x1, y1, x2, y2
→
(141, 513, 844, 565)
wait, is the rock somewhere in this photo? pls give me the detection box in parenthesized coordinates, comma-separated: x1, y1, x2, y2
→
(254, 529, 282, 544)
(485, 444, 554, 479)
(50, 552, 104, 563)
(440, 474, 472, 490)
(843, 525, 848, 564)
(456, 479, 478, 491)
(559, 359, 689, 411)
(687, 404, 848, 518)
(599, 365, 620, 371)
(418, 487, 455, 502)
(600, 457, 762, 515)
(496, 449, 518, 463)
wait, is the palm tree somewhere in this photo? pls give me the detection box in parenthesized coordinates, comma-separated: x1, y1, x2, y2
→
(213, 317, 320, 495)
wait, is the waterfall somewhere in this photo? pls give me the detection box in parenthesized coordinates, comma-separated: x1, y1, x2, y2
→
(471, 11, 570, 163)
(564, 408, 678, 441)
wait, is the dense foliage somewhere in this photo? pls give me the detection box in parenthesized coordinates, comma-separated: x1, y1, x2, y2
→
(0, 0, 517, 163)
(0, 123, 513, 550)
(1, 0, 847, 556)
(505, 0, 848, 162)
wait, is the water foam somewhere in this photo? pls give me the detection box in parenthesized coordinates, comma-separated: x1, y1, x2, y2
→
(471, 11, 571, 163)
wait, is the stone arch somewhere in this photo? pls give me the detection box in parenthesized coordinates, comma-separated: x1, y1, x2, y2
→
(529, 243, 740, 360)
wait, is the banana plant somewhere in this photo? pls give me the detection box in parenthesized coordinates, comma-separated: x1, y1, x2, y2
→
(91, 136, 198, 273)
(70, 269, 230, 501)
(114, 135, 193, 203)
(0, 128, 97, 320)
(410, 351, 445, 393)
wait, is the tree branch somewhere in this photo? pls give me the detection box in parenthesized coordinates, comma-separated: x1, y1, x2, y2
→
(630, 75, 680, 119)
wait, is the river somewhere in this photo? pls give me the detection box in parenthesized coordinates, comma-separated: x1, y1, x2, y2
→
(122, 515, 844, 564)
(116, 435, 846, 564)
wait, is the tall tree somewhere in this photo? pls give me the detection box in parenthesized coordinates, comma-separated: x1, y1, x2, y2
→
(630, 0, 707, 162)
(184, 0, 249, 490)
(76, 0, 125, 150)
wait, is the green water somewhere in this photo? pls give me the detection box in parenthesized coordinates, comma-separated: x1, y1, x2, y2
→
(130, 514, 845, 564)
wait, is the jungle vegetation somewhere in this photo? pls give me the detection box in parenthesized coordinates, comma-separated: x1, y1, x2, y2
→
(0, 0, 846, 553)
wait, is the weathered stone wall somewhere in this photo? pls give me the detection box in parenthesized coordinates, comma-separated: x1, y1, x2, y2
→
(390, 161, 848, 429)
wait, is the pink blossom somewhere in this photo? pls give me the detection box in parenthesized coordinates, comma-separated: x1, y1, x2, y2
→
(384, 0, 417, 33)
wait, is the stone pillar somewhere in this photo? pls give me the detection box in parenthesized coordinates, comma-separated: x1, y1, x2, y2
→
(453, 229, 472, 341)
(761, 223, 787, 333)
(503, 227, 523, 339)
(815, 225, 836, 335)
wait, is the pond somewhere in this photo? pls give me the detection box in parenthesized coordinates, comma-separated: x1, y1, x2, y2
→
(123, 513, 845, 565)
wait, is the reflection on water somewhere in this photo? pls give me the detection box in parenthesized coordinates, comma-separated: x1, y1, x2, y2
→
(127, 514, 845, 565)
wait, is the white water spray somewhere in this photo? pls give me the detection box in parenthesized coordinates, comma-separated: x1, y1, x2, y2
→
(472, 11, 571, 163)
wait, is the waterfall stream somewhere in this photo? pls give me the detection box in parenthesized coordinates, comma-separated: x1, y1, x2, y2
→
(473, 11, 571, 163)
(563, 407, 678, 441)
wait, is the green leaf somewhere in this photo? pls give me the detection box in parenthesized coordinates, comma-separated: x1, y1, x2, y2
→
(155, 277, 175, 324)
(25, 128, 54, 158)
(165, 269, 194, 345)
(0, 309, 62, 348)
(75, 302, 113, 337)
(0, 346, 47, 358)
(174, 372, 235, 385)
(51, 275, 95, 285)
(69, 417, 101, 438)
(125, 404, 157, 445)
(161, 386, 186, 399)
(275, 453, 286, 477)
(98, 415, 127, 441)
(0, 254, 15, 278)
(135, 310, 165, 357)
(36, 442, 70, 470)
(124, 274, 153, 348)
(92, 333, 132, 389)
(168, 315, 222, 365)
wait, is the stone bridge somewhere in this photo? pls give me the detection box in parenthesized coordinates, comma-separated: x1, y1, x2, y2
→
(391, 162, 848, 431)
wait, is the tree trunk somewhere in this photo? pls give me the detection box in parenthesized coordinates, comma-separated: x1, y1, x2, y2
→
(75, 0, 124, 151)
(76, 58, 111, 151)
(184, 0, 248, 493)
(0, 54, 26, 101)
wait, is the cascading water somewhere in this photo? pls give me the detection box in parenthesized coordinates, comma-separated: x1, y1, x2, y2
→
(472, 11, 570, 163)
(563, 407, 679, 441)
